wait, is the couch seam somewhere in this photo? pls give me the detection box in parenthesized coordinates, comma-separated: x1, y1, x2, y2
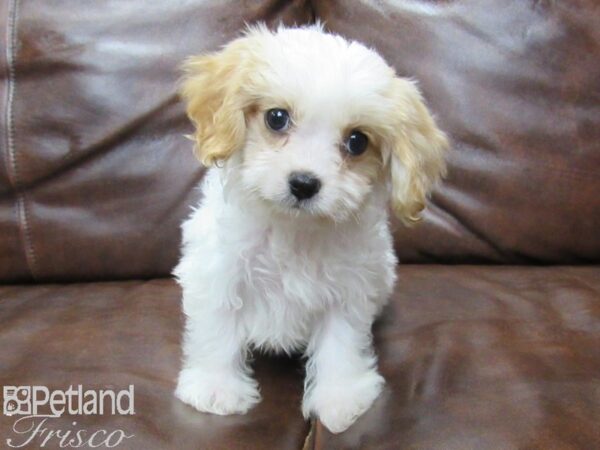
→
(301, 419, 316, 450)
(5, 0, 37, 280)
(2, 11, 13, 189)
(307, 0, 316, 24)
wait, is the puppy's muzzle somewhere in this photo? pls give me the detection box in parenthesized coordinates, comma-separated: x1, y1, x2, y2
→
(288, 171, 321, 201)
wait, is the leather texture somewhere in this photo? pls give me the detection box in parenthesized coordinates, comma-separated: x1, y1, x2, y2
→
(0, 279, 309, 449)
(0, 0, 311, 283)
(315, 0, 600, 265)
(1, 266, 599, 449)
(1, 1, 599, 449)
(309, 266, 600, 449)
(2, 0, 599, 283)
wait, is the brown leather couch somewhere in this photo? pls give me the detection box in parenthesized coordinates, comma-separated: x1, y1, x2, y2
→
(1, 1, 599, 449)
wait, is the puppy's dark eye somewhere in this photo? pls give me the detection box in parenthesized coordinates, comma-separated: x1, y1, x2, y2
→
(265, 108, 290, 132)
(345, 130, 369, 156)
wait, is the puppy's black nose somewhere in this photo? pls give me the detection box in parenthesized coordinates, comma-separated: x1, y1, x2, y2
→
(289, 171, 321, 200)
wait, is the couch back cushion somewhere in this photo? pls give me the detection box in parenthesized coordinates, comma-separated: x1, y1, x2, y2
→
(0, 0, 311, 282)
(1, 0, 598, 282)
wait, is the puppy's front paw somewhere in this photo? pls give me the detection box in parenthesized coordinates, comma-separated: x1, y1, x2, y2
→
(175, 367, 261, 415)
(303, 370, 384, 433)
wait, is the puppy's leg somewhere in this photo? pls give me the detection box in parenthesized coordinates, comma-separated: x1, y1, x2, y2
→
(175, 308, 260, 415)
(302, 311, 384, 433)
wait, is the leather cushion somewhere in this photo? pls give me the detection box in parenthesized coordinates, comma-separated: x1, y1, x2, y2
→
(0, 0, 312, 282)
(2, 0, 599, 283)
(316, 0, 600, 264)
(0, 279, 309, 449)
(309, 266, 600, 449)
(2, 266, 599, 448)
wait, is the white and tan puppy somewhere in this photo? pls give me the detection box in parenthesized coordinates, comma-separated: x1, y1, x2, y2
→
(174, 24, 447, 433)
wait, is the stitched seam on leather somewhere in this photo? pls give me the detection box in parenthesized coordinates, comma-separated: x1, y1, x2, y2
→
(4, 0, 18, 189)
(5, 0, 37, 280)
(16, 195, 38, 278)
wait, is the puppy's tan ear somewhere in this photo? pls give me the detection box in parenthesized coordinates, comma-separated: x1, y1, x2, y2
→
(180, 38, 257, 166)
(387, 78, 449, 225)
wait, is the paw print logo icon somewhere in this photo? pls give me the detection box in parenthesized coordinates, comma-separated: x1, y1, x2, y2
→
(3, 387, 31, 416)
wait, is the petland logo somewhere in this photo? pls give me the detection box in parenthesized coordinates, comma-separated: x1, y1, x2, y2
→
(3, 385, 135, 448)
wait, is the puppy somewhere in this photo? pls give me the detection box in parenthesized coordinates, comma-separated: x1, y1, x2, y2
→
(174, 24, 448, 433)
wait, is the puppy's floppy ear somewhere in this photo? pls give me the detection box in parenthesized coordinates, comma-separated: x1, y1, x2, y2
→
(386, 78, 449, 224)
(179, 37, 258, 166)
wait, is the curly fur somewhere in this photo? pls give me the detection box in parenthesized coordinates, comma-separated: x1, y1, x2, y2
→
(174, 24, 448, 433)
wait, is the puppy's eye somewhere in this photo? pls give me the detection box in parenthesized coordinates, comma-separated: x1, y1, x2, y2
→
(345, 130, 369, 156)
(265, 108, 290, 132)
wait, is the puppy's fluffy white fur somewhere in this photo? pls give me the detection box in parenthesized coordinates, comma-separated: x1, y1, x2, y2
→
(174, 24, 447, 433)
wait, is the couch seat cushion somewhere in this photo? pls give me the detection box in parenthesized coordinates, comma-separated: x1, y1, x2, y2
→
(1, 266, 599, 449)
(309, 266, 600, 449)
(0, 279, 308, 449)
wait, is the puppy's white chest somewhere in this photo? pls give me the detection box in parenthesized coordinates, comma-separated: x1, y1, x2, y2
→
(240, 227, 328, 303)
(236, 226, 344, 350)
(176, 176, 397, 353)
(235, 222, 394, 351)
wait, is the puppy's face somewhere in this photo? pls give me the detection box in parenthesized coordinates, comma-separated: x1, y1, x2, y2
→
(239, 57, 388, 222)
(181, 26, 448, 223)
